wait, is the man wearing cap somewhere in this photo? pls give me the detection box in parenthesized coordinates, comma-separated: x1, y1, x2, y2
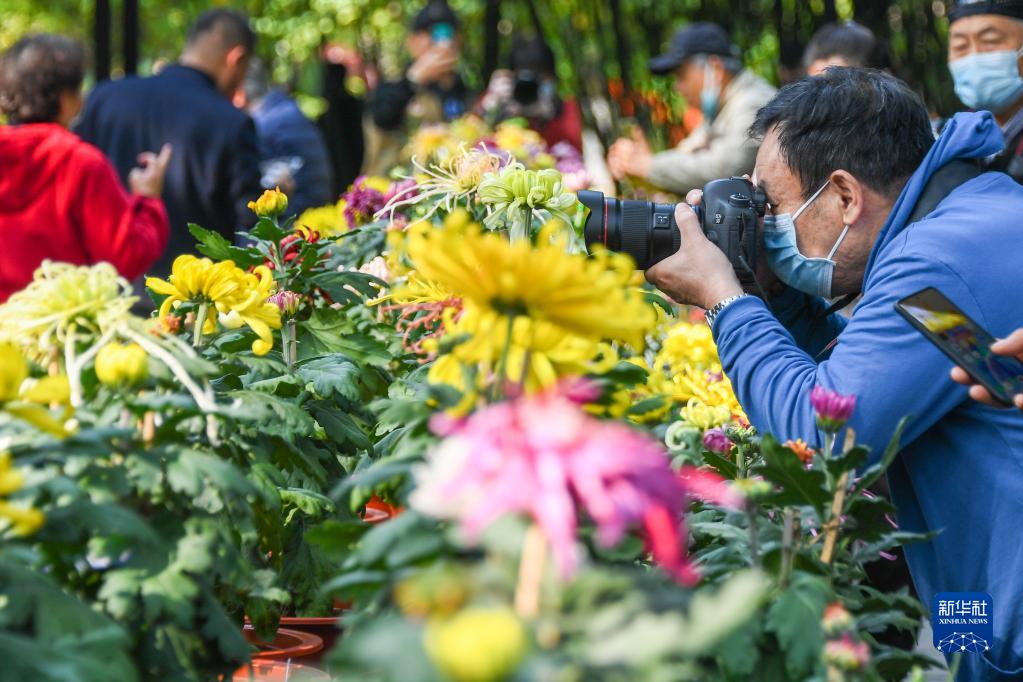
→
(607, 22, 776, 195)
(947, 0, 1023, 182)
(364, 0, 472, 175)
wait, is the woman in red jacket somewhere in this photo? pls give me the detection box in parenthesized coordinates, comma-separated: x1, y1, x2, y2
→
(0, 34, 171, 301)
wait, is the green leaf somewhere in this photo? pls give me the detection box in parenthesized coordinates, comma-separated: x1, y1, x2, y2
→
(227, 389, 317, 440)
(306, 520, 368, 560)
(756, 435, 831, 515)
(764, 572, 830, 678)
(702, 451, 738, 479)
(280, 487, 335, 524)
(187, 224, 263, 267)
(297, 355, 363, 400)
(166, 449, 256, 499)
(248, 216, 287, 242)
(296, 309, 355, 359)
(328, 613, 438, 682)
(855, 417, 910, 495)
(825, 444, 870, 480)
(311, 404, 373, 452)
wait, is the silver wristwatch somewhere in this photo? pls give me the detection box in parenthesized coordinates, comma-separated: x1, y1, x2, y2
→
(704, 295, 748, 330)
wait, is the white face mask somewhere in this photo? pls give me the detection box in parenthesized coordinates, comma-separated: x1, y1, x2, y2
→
(761, 180, 850, 298)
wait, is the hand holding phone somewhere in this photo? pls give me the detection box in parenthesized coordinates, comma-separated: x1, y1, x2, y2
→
(895, 287, 1023, 408)
(951, 328, 1023, 409)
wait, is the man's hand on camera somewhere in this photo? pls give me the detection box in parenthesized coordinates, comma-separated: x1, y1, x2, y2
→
(950, 328, 1023, 410)
(645, 202, 744, 310)
(683, 188, 783, 300)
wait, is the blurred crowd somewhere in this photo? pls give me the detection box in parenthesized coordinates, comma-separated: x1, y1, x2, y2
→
(2, 0, 1023, 301)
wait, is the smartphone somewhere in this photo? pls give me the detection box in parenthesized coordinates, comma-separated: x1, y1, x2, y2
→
(431, 23, 454, 46)
(896, 287, 1023, 406)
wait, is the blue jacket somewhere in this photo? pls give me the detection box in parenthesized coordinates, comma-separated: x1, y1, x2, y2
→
(250, 90, 334, 217)
(76, 65, 262, 278)
(713, 112, 1023, 681)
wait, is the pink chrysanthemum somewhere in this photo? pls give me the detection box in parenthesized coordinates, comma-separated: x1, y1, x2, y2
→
(410, 387, 724, 584)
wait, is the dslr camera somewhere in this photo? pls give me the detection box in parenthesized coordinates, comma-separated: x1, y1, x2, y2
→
(578, 177, 765, 281)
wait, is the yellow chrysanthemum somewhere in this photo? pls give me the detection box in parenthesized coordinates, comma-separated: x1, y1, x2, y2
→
(247, 187, 288, 217)
(95, 342, 149, 387)
(0, 343, 28, 403)
(146, 255, 243, 322)
(679, 399, 733, 430)
(405, 124, 458, 164)
(360, 176, 392, 194)
(296, 200, 349, 238)
(448, 114, 490, 144)
(215, 265, 281, 355)
(493, 121, 544, 159)
(146, 256, 280, 355)
(0, 452, 44, 536)
(406, 225, 655, 348)
(656, 321, 720, 370)
(19, 375, 71, 405)
(433, 309, 608, 392)
(0, 262, 135, 361)
(424, 607, 527, 682)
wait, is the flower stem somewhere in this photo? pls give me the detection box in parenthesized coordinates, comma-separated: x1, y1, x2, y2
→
(193, 301, 209, 349)
(822, 429, 856, 566)
(288, 320, 298, 371)
(514, 524, 546, 619)
(780, 508, 796, 586)
(491, 314, 516, 402)
(746, 502, 761, 568)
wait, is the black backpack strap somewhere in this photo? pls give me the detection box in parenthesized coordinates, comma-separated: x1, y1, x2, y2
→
(906, 159, 984, 225)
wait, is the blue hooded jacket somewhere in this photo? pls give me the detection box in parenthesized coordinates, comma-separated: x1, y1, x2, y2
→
(712, 112, 1023, 680)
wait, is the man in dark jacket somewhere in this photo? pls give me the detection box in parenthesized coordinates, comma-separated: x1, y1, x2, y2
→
(363, 0, 473, 174)
(236, 58, 334, 217)
(76, 9, 262, 277)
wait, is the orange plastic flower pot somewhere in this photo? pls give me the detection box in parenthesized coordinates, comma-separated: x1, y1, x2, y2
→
(241, 625, 324, 661)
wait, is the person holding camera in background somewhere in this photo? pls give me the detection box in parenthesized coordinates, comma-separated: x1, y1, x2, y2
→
(476, 35, 583, 151)
(638, 69, 1022, 680)
(946, 0, 1023, 183)
(606, 22, 776, 195)
(365, 0, 473, 175)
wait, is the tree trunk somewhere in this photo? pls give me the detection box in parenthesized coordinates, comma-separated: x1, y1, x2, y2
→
(94, 0, 111, 81)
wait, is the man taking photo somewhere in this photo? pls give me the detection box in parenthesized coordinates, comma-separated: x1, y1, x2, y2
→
(645, 68, 1023, 681)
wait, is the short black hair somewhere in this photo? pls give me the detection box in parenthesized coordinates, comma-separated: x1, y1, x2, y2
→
(508, 36, 555, 75)
(750, 68, 934, 199)
(0, 34, 86, 124)
(803, 21, 889, 71)
(411, 0, 459, 33)
(186, 9, 255, 54)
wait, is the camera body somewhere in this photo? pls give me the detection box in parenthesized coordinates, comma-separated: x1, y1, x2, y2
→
(578, 177, 765, 281)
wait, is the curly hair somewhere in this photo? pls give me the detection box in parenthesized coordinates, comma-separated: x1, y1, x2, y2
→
(0, 34, 86, 124)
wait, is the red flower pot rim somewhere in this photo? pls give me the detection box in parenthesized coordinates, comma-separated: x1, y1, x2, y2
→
(233, 660, 331, 681)
(242, 625, 323, 661)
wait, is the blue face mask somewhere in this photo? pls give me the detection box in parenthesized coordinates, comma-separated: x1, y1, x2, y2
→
(762, 180, 850, 299)
(949, 47, 1023, 114)
(700, 61, 720, 121)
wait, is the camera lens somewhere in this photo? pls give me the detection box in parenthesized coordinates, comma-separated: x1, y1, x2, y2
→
(578, 190, 681, 270)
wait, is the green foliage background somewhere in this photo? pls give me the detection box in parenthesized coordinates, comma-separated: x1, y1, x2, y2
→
(4, 0, 957, 114)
